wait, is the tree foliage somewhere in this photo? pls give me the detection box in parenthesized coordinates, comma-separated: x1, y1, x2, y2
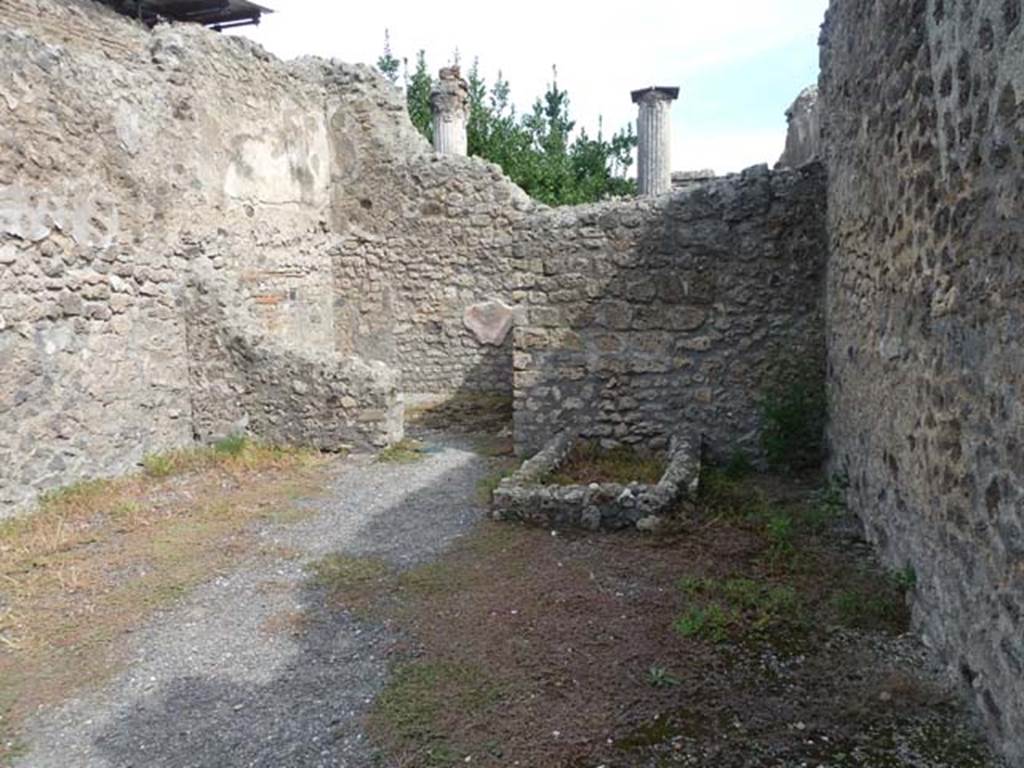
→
(378, 38, 636, 206)
(376, 29, 400, 84)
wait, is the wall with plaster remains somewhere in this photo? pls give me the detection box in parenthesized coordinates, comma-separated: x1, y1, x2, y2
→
(0, 0, 405, 515)
(512, 164, 827, 457)
(820, 0, 1024, 761)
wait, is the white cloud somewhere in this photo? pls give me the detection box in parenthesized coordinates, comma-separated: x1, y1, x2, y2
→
(235, 0, 827, 175)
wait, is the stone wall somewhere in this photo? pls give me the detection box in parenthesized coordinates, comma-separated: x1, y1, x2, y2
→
(820, 0, 1024, 761)
(324, 72, 535, 395)
(330, 154, 534, 395)
(513, 164, 827, 458)
(0, 0, 405, 516)
(777, 85, 820, 168)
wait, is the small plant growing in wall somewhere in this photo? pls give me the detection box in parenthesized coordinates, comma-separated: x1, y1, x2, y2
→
(759, 361, 827, 471)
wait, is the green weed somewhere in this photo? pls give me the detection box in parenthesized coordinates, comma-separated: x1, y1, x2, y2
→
(759, 362, 826, 470)
(377, 439, 428, 464)
(675, 575, 805, 645)
(213, 435, 248, 456)
(674, 602, 732, 643)
(142, 453, 176, 478)
(765, 514, 795, 562)
(647, 665, 681, 688)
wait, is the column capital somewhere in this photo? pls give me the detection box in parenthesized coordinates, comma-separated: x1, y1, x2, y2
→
(430, 66, 470, 156)
(430, 66, 470, 120)
(631, 86, 680, 105)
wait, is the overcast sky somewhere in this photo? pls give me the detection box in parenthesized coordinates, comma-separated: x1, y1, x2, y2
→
(234, 1, 829, 174)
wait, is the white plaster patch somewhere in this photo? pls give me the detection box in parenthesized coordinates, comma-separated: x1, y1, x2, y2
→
(223, 104, 329, 207)
(0, 185, 118, 247)
(115, 104, 144, 156)
(38, 322, 73, 355)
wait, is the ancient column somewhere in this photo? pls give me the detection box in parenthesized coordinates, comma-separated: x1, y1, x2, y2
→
(631, 86, 680, 196)
(430, 66, 470, 156)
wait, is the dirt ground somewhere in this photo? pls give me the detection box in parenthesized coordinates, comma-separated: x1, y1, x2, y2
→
(0, 403, 1009, 768)
(320, 402, 1006, 767)
(0, 442, 326, 763)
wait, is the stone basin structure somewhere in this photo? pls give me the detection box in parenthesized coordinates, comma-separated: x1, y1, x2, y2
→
(492, 431, 700, 531)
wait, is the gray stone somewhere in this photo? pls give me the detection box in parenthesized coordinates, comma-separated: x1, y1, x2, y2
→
(776, 85, 819, 169)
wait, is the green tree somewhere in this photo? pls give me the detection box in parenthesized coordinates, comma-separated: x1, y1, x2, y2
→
(376, 29, 400, 84)
(382, 40, 637, 205)
(404, 50, 432, 140)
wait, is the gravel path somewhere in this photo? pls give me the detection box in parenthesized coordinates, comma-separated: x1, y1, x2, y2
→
(15, 434, 489, 768)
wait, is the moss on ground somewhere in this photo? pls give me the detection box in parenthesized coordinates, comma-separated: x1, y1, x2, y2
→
(368, 660, 506, 766)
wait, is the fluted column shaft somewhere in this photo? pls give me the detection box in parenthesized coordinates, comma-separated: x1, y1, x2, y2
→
(430, 67, 470, 156)
(631, 86, 679, 196)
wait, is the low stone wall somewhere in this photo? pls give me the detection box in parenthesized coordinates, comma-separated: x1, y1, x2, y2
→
(186, 273, 402, 452)
(492, 431, 700, 531)
(511, 164, 828, 459)
(820, 0, 1024, 760)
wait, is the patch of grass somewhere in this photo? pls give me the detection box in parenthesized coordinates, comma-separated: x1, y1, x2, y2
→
(141, 439, 311, 479)
(142, 452, 177, 478)
(475, 460, 519, 505)
(698, 468, 772, 521)
(759, 362, 826, 471)
(831, 571, 912, 634)
(368, 660, 504, 765)
(0, 442, 325, 753)
(674, 602, 732, 643)
(765, 514, 795, 562)
(721, 579, 799, 631)
(677, 575, 713, 597)
(674, 575, 805, 646)
(378, 439, 428, 464)
(307, 553, 391, 607)
(213, 434, 248, 456)
(699, 470, 854, 571)
(392, 526, 524, 605)
(543, 441, 666, 486)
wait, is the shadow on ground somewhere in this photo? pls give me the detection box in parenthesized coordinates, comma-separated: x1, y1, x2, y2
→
(91, 439, 491, 768)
